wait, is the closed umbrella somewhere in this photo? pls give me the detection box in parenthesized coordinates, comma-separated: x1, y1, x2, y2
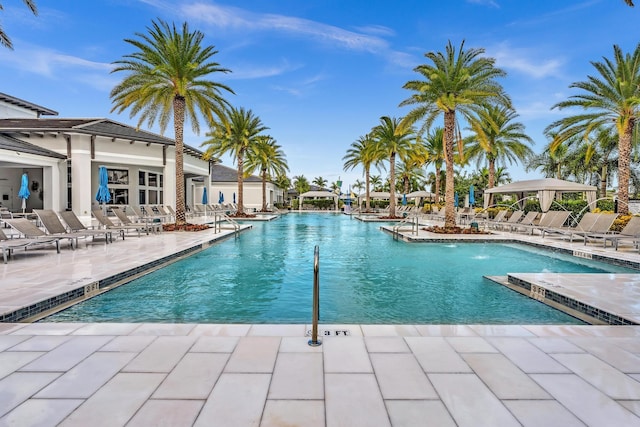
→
(202, 187, 208, 218)
(402, 194, 407, 206)
(18, 173, 30, 213)
(95, 166, 111, 214)
(454, 192, 459, 208)
(469, 185, 475, 206)
(218, 192, 224, 204)
(233, 192, 236, 204)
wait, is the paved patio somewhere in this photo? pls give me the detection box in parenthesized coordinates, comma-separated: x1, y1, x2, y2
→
(1, 216, 640, 426)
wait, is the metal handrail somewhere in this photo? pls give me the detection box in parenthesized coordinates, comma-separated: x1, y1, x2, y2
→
(214, 211, 240, 235)
(308, 245, 321, 347)
(392, 209, 420, 238)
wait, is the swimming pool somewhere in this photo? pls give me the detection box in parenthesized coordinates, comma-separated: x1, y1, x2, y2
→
(44, 213, 634, 324)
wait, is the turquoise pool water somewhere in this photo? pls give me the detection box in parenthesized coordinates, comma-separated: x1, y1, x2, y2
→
(45, 213, 634, 324)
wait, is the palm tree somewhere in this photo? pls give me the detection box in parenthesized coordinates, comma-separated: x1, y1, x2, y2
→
(371, 116, 415, 217)
(293, 175, 310, 194)
(343, 133, 380, 211)
(201, 107, 267, 215)
(312, 176, 328, 189)
(370, 175, 383, 191)
(273, 174, 291, 206)
(546, 43, 640, 214)
(526, 141, 569, 179)
(1, 0, 37, 49)
(245, 136, 289, 212)
(466, 104, 534, 205)
(111, 19, 234, 226)
(396, 158, 427, 194)
(352, 179, 365, 194)
(421, 127, 445, 203)
(400, 40, 509, 228)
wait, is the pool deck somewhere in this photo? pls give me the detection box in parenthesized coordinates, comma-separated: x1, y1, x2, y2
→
(1, 218, 640, 425)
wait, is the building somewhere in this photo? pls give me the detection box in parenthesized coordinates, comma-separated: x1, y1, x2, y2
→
(0, 92, 283, 222)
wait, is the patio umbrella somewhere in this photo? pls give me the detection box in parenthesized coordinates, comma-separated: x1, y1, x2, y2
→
(218, 191, 224, 204)
(469, 185, 475, 206)
(454, 192, 459, 208)
(95, 166, 111, 213)
(18, 173, 30, 213)
(233, 192, 236, 204)
(402, 194, 407, 206)
(202, 187, 208, 218)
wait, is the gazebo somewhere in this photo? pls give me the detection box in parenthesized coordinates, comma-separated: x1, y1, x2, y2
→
(298, 190, 339, 210)
(483, 178, 597, 212)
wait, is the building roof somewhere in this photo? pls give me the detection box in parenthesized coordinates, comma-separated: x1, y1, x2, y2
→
(0, 133, 66, 159)
(211, 163, 261, 182)
(0, 92, 58, 117)
(0, 118, 206, 159)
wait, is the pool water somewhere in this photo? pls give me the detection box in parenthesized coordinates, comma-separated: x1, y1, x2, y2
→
(45, 213, 634, 324)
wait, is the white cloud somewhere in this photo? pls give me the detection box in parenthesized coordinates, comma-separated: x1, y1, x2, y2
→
(488, 43, 564, 79)
(467, 0, 500, 8)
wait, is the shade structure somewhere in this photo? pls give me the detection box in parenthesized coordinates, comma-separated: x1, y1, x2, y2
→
(298, 190, 339, 210)
(17, 173, 30, 213)
(95, 166, 111, 205)
(454, 192, 459, 208)
(469, 185, 475, 206)
(483, 178, 597, 212)
(202, 187, 208, 205)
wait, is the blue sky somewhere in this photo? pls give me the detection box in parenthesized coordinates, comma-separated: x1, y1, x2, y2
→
(1, 0, 637, 190)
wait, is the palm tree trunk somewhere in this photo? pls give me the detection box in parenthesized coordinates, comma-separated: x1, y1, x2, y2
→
(389, 152, 396, 217)
(261, 169, 267, 211)
(237, 150, 244, 215)
(444, 111, 456, 228)
(404, 178, 409, 195)
(617, 122, 634, 215)
(434, 166, 441, 204)
(488, 156, 496, 207)
(173, 96, 186, 226)
(600, 164, 608, 199)
(365, 167, 371, 211)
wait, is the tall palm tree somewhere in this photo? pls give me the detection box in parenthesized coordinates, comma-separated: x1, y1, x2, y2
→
(466, 104, 533, 205)
(245, 135, 289, 212)
(400, 40, 509, 228)
(111, 19, 234, 226)
(201, 107, 267, 215)
(343, 133, 381, 211)
(526, 141, 569, 179)
(273, 174, 291, 206)
(371, 116, 415, 217)
(546, 43, 640, 214)
(312, 176, 328, 189)
(1, 0, 37, 49)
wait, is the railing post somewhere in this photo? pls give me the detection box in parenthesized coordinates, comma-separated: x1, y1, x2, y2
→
(308, 245, 321, 347)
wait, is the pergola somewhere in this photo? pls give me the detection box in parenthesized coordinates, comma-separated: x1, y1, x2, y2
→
(298, 190, 339, 210)
(483, 178, 597, 212)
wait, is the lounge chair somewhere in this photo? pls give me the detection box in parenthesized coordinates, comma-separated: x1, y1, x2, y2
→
(541, 212, 600, 240)
(586, 216, 640, 250)
(130, 205, 167, 224)
(164, 205, 177, 221)
(567, 213, 617, 243)
(2, 218, 63, 253)
(34, 209, 107, 249)
(0, 227, 60, 263)
(91, 208, 145, 238)
(524, 211, 571, 235)
(508, 211, 537, 233)
(58, 210, 115, 243)
(110, 207, 156, 234)
(486, 210, 507, 229)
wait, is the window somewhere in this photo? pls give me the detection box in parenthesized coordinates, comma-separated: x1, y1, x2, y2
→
(138, 170, 163, 205)
(107, 169, 129, 185)
(110, 189, 129, 205)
